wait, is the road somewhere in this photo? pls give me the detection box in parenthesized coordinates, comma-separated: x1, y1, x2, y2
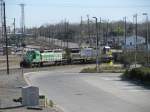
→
(25, 66, 150, 112)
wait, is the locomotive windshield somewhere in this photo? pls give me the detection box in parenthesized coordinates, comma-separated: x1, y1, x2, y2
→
(25, 51, 36, 62)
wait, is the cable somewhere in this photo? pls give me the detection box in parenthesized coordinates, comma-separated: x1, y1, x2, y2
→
(6, 3, 150, 9)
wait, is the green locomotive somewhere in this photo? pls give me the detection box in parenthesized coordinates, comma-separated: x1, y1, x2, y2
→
(20, 49, 63, 67)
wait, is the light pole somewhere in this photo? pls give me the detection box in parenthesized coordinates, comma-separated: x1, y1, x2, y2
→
(80, 16, 83, 47)
(99, 17, 102, 44)
(87, 14, 91, 47)
(142, 13, 149, 65)
(93, 17, 99, 72)
(123, 17, 127, 49)
(98, 18, 102, 70)
(133, 14, 138, 68)
(106, 20, 109, 45)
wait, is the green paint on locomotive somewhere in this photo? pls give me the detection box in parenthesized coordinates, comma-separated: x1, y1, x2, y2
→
(23, 50, 63, 64)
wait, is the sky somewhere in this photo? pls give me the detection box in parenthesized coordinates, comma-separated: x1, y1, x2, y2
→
(4, 0, 150, 28)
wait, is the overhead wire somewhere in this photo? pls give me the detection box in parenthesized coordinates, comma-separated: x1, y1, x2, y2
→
(6, 3, 150, 9)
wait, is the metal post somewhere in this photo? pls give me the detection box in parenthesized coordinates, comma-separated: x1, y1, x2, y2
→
(13, 18, 15, 34)
(0, 0, 4, 44)
(3, 2, 9, 74)
(80, 16, 83, 47)
(124, 17, 127, 49)
(146, 15, 149, 65)
(49, 28, 51, 48)
(64, 19, 67, 48)
(98, 18, 101, 70)
(133, 14, 138, 68)
(93, 17, 99, 72)
(143, 13, 149, 65)
(66, 21, 69, 49)
(87, 14, 91, 47)
(106, 20, 109, 45)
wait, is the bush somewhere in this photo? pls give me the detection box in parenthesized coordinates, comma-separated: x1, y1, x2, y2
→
(80, 65, 124, 73)
(122, 67, 150, 84)
(80, 67, 97, 73)
(49, 100, 54, 107)
(119, 52, 148, 66)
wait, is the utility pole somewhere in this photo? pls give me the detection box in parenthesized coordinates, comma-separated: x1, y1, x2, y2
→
(106, 20, 109, 45)
(124, 16, 127, 50)
(13, 18, 16, 34)
(66, 21, 69, 49)
(3, 2, 9, 74)
(98, 17, 102, 69)
(60, 24, 63, 48)
(87, 14, 91, 47)
(93, 17, 99, 72)
(13, 18, 16, 46)
(133, 14, 138, 67)
(0, 0, 4, 42)
(117, 23, 120, 47)
(48, 27, 51, 48)
(64, 19, 69, 48)
(143, 13, 149, 65)
(99, 17, 102, 45)
(80, 16, 83, 47)
(64, 19, 67, 47)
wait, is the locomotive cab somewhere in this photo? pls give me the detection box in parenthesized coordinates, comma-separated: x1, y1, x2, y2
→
(20, 50, 41, 67)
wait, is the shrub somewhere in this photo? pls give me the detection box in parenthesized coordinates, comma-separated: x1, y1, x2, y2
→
(122, 67, 150, 84)
(80, 65, 124, 73)
(49, 100, 54, 107)
(80, 67, 97, 73)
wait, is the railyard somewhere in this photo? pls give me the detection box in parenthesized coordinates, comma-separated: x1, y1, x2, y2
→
(0, 0, 150, 112)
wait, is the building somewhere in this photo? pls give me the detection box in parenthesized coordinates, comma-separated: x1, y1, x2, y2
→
(122, 35, 146, 50)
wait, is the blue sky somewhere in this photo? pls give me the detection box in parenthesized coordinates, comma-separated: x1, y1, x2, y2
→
(5, 0, 150, 27)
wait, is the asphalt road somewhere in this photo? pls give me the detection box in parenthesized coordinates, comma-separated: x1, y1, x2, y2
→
(25, 67, 150, 112)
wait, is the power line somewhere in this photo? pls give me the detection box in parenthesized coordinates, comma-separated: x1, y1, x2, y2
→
(6, 3, 150, 8)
